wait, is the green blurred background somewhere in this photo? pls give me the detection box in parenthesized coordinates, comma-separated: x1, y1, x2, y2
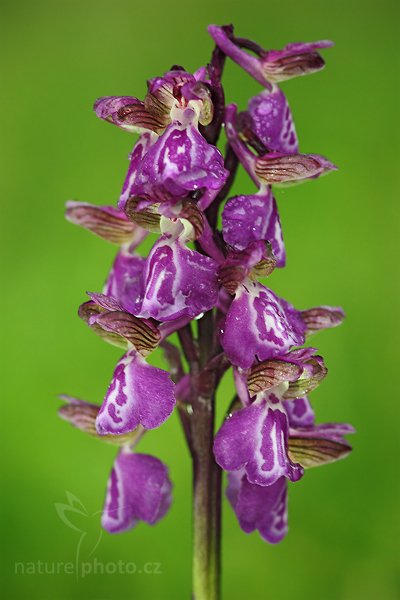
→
(1, 0, 399, 598)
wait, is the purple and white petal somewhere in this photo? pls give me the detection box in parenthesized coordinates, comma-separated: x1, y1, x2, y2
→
(140, 234, 219, 322)
(221, 281, 306, 369)
(102, 451, 172, 533)
(119, 132, 157, 212)
(246, 87, 298, 154)
(131, 122, 228, 202)
(227, 471, 288, 543)
(214, 388, 303, 486)
(94, 96, 165, 134)
(104, 251, 145, 315)
(233, 367, 252, 407)
(224, 104, 259, 185)
(222, 190, 286, 267)
(284, 397, 315, 428)
(96, 350, 175, 434)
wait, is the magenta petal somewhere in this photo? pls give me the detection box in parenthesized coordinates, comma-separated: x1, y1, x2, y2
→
(119, 133, 157, 211)
(214, 391, 303, 486)
(96, 350, 175, 434)
(104, 251, 145, 315)
(221, 281, 306, 369)
(247, 87, 298, 154)
(102, 451, 172, 533)
(140, 235, 219, 321)
(284, 396, 315, 428)
(131, 122, 228, 202)
(291, 422, 355, 442)
(227, 472, 288, 543)
(222, 190, 286, 267)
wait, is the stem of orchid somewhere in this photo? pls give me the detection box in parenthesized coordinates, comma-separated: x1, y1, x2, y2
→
(190, 310, 222, 600)
(191, 391, 221, 600)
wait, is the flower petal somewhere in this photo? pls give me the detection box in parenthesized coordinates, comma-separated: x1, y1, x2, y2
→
(283, 355, 327, 399)
(218, 241, 275, 295)
(91, 311, 160, 356)
(96, 350, 175, 434)
(263, 41, 333, 82)
(288, 423, 354, 468)
(300, 305, 346, 335)
(255, 152, 337, 185)
(102, 451, 172, 533)
(65, 202, 137, 244)
(140, 235, 219, 321)
(284, 396, 315, 428)
(78, 300, 128, 349)
(247, 360, 303, 396)
(145, 69, 214, 126)
(221, 281, 306, 369)
(227, 471, 288, 543)
(245, 87, 298, 154)
(131, 122, 228, 202)
(119, 132, 158, 211)
(222, 190, 286, 267)
(94, 96, 165, 134)
(104, 251, 145, 315)
(58, 395, 143, 446)
(214, 389, 303, 486)
(208, 26, 332, 86)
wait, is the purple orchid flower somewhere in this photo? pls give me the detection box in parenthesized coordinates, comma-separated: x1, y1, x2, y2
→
(222, 189, 285, 267)
(221, 104, 336, 270)
(96, 348, 175, 435)
(217, 349, 352, 544)
(220, 281, 306, 369)
(102, 449, 172, 534)
(103, 251, 145, 316)
(58, 396, 172, 534)
(77, 294, 176, 434)
(208, 25, 333, 87)
(214, 383, 304, 486)
(140, 218, 220, 322)
(239, 86, 298, 155)
(213, 345, 330, 486)
(129, 119, 228, 206)
(62, 25, 354, 596)
(225, 396, 354, 543)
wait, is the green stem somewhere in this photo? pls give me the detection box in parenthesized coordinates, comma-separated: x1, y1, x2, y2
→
(191, 310, 222, 600)
(191, 388, 221, 600)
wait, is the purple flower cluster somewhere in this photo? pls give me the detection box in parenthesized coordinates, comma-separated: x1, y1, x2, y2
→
(61, 25, 353, 543)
